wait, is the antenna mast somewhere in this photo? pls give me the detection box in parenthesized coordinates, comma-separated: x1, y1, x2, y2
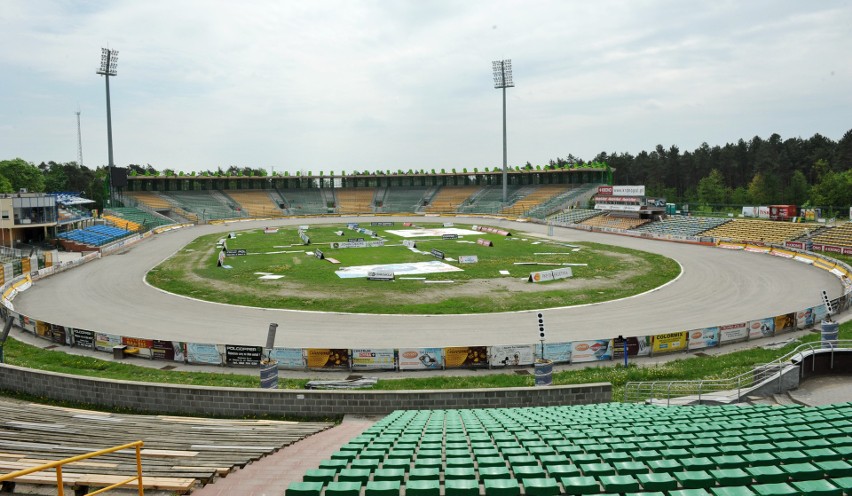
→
(76, 108, 84, 167)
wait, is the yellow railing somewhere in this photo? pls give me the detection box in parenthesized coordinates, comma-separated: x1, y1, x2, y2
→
(0, 440, 144, 496)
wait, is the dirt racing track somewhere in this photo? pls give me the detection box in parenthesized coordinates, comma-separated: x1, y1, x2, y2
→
(13, 216, 846, 349)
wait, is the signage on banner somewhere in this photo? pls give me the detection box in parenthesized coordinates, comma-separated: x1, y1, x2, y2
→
(431, 249, 445, 259)
(347, 223, 359, 229)
(774, 313, 796, 334)
(543, 342, 572, 363)
(269, 348, 305, 368)
(529, 267, 572, 283)
(186, 343, 222, 365)
(228, 232, 236, 239)
(444, 346, 488, 368)
(299, 225, 310, 230)
(299, 231, 310, 245)
(371, 222, 395, 227)
(443, 222, 454, 227)
(597, 185, 613, 195)
(367, 269, 395, 281)
(490, 344, 535, 367)
(796, 308, 816, 330)
(224, 248, 247, 256)
(48, 324, 68, 345)
(442, 234, 459, 240)
(152, 340, 183, 361)
(403, 240, 417, 248)
(348, 238, 365, 242)
(719, 322, 749, 343)
(477, 239, 493, 247)
(123, 336, 154, 350)
(263, 228, 278, 234)
(612, 185, 646, 196)
(571, 340, 612, 362)
(475, 226, 511, 236)
(687, 327, 720, 350)
(331, 240, 385, 249)
(612, 336, 650, 357)
(351, 349, 396, 370)
(458, 255, 478, 264)
(651, 331, 688, 354)
(306, 349, 350, 368)
(95, 333, 122, 353)
(314, 249, 324, 260)
(398, 348, 442, 370)
(748, 318, 775, 339)
(71, 328, 95, 350)
(225, 345, 263, 366)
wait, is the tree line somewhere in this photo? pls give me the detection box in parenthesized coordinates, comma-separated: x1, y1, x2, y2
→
(2, 128, 851, 212)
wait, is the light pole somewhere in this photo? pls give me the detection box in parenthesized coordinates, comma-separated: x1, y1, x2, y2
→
(492, 59, 514, 205)
(97, 48, 119, 207)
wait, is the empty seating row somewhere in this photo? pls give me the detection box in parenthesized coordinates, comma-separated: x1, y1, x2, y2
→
(631, 216, 732, 237)
(289, 402, 852, 496)
(501, 185, 570, 215)
(580, 214, 650, 230)
(106, 207, 174, 229)
(57, 225, 132, 247)
(458, 185, 524, 214)
(423, 186, 483, 213)
(378, 187, 430, 213)
(336, 189, 376, 214)
(226, 190, 285, 218)
(701, 219, 813, 244)
(280, 189, 329, 215)
(811, 222, 852, 248)
(550, 209, 603, 225)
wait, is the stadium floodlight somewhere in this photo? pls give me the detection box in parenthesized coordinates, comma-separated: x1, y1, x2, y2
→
(492, 59, 514, 204)
(97, 48, 119, 206)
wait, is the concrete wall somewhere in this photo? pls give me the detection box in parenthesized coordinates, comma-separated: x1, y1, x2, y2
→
(0, 363, 611, 419)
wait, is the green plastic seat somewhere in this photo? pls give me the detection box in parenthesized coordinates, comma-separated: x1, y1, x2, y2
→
(690, 447, 721, 458)
(413, 457, 442, 470)
(480, 465, 512, 481)
(337, 468, 372, 483)
(513, 464, 546, 480)
(773, 441, 805, 451)
(666, 489, 711, 496)
(522, 477, 561, 496)
(803, 447, 839, 462)
(816, 459, 852, 477)
(538, 454, 570, 467)
(781, 462, 823, 481)
(745, 465, 787, 483)
(682, 457, 715, 471)
(318, 459, 349, 472)
(444, 478, 480, 496)
(381, 458, 410, 471)
(544, 464, 580, 479)
(286, 481, 324, 496)
(710, 468, 751, 486)
(372, 468, 405, 482)
(404, 479, 440, 496)
(446, 457, 475, 470)
(507, 455, 538, 467)
(749, 483, 798, 496)
(774, 450, 808, 464)
(830, 476, 852, 490)
(659, 448, 691, 460)
(360, 449, 388, 460)
(559, 475, 599, 495)
(599, 474, 640, 493)
(613, 460, 648, 475)
(445, 467, 476, 481)
(710, 489, 755, 496)
(742, 452, 777, 466)
(790, 479, 842, 495)
(714, 455, 747, 469)
(477, 456, 507, 468)
(303, 468, 337, 484)
(632, 450, 662, 461)
(407, 467, 440, 481)
(365, 480, 400, 496)
(417, 449, 443, 459)
(350, 458, 380, 471)
(600, 451, 632, 463)
(580, 462, 616, 477)
(330, 450, 359, 461)
(501, 447, 528, 457)
(637, 471, 678, 491)
(483, 478, 520, 496)
(324, 481, 363, 496)
(570, 453, 601, 465)
(647, 458, 682, 473)
(474, 448, 501, 458)
(674, 470, 715, 489)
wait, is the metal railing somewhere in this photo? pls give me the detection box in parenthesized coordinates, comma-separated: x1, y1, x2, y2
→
(0, 440, 144, 496)
(624, 339, 851, 405)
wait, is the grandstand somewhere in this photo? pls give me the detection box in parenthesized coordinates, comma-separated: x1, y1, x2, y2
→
(527, 184, 598, 219)
(423, 186, 482, 213)
(580, 213, 650, 230)
(500, 184, 568, 215)
(335, 188, 376, 214)
(288, 402, 852, 496)
(701, 219, 814, 244)
(161, 191, 243, 221)
(631, 216, 732, 237)
(106, 206, 174, 230)
(549, 208, 603, 225)
(57, 225, 132, 249)
(279, 188, 329, 215)
(226, 190, 285, 218)
(459, 185, 525, 214)
(376, 187, 431, 213)
(101, 213, 142, 232)
(811, 222, 852, 248)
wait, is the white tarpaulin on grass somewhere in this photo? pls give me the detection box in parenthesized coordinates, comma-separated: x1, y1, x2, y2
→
(335, 261, 464, 279)
(386, 228, 480, 238)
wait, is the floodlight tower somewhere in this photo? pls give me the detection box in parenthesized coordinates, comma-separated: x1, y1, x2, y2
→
(97, 48, 118, 206)
(492, 59, 514, 205)
(75, 108, 83, 167)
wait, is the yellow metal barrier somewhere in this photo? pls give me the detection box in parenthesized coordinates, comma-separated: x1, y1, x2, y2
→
(0, 440, 144, 496)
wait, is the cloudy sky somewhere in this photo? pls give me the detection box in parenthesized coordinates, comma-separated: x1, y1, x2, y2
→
(2, 1, 850, 174)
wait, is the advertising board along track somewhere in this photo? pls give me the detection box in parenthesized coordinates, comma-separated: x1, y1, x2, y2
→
(10, 216, 845, 351)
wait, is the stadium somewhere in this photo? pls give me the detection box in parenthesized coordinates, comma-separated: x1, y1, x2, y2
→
(0, 169, 851, 495)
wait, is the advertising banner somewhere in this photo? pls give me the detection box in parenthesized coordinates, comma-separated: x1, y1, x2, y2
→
(398, 348, 443, 370)
(186, 343, 223, 365)
(458, 255, 478, 264)
(35, 320, 50, 340)
(543, 342, 572, 364)
(719, 322, 749, 343)
(48, 324, 69, 345)
(16, 314, 35, 334)
(71, 328, 95, 350)
(774, 313, 797, 334)
(270, 348, 305, 369)
(351, 349, 396, 370)
(225, 345, 263, 366)
(612, 336, 650, 358)
(812, 304, 829, 323)
(444, 346, 488, 368)
(95, 332, 122, 352)
(612, 185, 646, 196)
(687, 327, 720, 351)
(306, 349, 350, 369)
(153, 341, 185, 361)
(490, 344, 535, 367)
(651, 331, 688, 355)
(571, 340, 612, 362)
(528, 267, 572, 283)
(748, 318, 775, 340)
(797, 308, 816, 330)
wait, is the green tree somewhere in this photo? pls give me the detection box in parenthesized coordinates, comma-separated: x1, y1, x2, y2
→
(810, 170, 852, 209)
(786, 170, 810, 205)
(696, 169, 728, 206)
(0, 158, 46, 192)
(0, 175, 13, 193)
(747, 173, 772, 205)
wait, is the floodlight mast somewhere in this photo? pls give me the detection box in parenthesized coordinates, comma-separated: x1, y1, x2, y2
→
(97, 48, 118, 206)
(492, 59, 514, 205)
